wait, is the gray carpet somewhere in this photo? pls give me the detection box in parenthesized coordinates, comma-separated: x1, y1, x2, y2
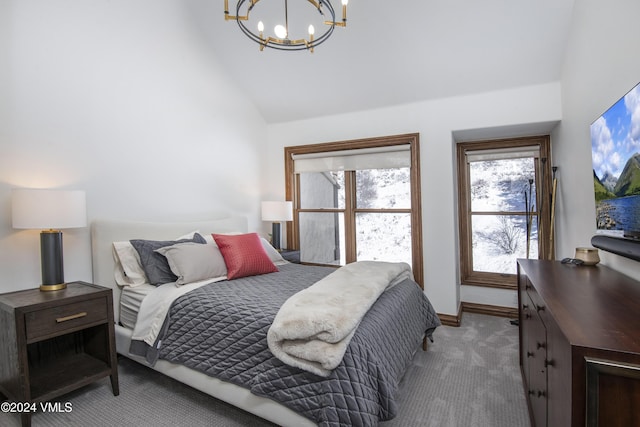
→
(1, 313, 530, 427)
(380, 313, 530, 427)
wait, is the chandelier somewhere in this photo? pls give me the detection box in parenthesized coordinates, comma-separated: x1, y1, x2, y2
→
(224, 0, 348, 52)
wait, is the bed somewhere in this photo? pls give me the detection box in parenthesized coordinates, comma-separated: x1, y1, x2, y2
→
(91, 216, 441, 426)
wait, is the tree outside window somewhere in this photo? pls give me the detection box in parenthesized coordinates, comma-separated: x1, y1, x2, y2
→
(457, 136, 552, 289)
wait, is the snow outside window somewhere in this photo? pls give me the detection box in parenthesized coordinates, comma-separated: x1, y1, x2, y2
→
(457, 136, 552, 290)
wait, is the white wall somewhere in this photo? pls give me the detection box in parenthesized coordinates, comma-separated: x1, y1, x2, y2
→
(0, 1, 267, 293)
(552, 0, 640, 280)
(266, 83, 562, 315)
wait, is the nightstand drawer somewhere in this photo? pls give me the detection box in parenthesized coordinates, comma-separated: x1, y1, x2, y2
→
(25, 297, 108, 342)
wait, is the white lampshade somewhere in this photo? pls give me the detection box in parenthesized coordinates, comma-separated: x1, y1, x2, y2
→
(12, 189, 87, 230)
(261, 201, 293, 222)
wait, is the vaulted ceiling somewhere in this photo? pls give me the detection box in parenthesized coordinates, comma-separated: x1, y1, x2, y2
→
(185, 0, 576, 123)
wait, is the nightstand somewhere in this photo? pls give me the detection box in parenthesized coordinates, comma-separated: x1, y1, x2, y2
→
(0, 282, 119, 427)
(280, 250, 300, 263)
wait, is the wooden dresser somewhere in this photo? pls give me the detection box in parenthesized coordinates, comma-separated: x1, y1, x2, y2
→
(517, 259, 640, 427)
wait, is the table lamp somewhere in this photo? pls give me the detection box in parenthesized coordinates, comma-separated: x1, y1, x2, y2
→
(12, 189, 87, 291)
(261, 201, 293, 250)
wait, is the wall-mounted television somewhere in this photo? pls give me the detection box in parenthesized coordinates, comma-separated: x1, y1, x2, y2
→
(590, 81, 640, 241)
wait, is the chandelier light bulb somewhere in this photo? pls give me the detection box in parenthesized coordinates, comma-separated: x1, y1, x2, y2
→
(274, 24, 287, 39)
(257, 21, 264, 32)
(308, 25, 315, 36)
(342, 0, 348, 5)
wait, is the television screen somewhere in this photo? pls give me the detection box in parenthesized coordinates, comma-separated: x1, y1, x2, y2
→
(590, 81, 640, 239)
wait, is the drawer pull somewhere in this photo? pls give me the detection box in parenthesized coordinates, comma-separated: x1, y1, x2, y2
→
(56, 312, 88, 323)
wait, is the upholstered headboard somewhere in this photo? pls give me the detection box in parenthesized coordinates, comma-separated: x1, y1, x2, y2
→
(90, 216, 248, 323)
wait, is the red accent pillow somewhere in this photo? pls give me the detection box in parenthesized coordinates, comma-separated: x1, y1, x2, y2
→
(212, 233, 279, 280)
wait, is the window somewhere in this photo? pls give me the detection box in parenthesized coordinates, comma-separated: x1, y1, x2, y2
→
(456, 136, 552, 289)
(285, 134, 424, 287)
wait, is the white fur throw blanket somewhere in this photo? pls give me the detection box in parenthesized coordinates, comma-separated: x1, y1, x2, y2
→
(267, 261, 413, 377)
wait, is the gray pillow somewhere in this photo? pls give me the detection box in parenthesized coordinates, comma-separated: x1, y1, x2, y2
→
(130, 233, 206, 285)
(155, 242, 227, 285)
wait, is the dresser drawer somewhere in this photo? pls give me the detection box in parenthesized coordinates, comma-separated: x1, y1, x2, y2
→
(527, 285, 548, 318)
(25, 297, 108, 342)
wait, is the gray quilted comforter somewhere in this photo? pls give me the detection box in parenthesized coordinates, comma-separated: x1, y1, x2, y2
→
(146, 263, 440, 426)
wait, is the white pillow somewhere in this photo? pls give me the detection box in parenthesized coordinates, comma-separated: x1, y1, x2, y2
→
(112, 241, 148, 287)
(260, 237, 286, 263)
(155, 242, 228, 286)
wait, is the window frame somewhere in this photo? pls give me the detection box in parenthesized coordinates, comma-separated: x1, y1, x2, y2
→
(284, 133, 424, 287)
(456, 135, 552, 290)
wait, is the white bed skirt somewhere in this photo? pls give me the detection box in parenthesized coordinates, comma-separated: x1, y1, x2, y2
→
(115, 324, 316, 427)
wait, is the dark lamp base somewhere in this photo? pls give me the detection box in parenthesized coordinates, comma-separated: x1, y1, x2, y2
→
(271, 222, 282, 250)
(40, 230, 65, 291)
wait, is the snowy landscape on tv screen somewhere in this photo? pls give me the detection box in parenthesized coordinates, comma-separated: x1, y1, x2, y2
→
(591, 81, 640, 236)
